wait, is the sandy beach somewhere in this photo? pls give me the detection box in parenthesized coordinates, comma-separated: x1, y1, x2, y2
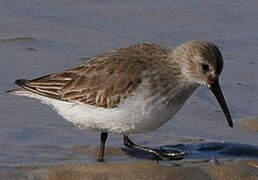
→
(0, 0, 258, 179)
(1, 158, 258, 180)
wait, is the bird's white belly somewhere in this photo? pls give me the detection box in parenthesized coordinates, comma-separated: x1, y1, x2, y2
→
(13, 87, 195, 134)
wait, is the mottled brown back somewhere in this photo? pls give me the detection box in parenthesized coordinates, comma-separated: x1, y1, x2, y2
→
(19, 43, 172, 108)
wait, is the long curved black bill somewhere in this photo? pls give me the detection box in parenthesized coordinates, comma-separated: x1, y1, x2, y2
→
(209, 79, 233, 128)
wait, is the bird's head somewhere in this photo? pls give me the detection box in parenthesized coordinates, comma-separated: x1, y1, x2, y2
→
(173, 40, 233, 127)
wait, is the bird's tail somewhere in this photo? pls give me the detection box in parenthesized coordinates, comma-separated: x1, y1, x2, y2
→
(6, 79, 31, 95)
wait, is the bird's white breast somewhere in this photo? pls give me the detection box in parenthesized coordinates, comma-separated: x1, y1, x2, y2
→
(12, 84, 197, 134)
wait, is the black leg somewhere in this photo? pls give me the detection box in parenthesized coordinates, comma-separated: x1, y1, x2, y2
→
(98, 132, 108, 162)
(123, 135, 186, 160)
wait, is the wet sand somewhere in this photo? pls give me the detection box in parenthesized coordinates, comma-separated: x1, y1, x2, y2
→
(238, 116, 258, 133)
(1, 0, 258, 179)
(1, 159, 257, 180)
(2, 146, 257, 180)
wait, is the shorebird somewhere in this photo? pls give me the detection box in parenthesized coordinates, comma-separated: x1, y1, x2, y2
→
(8, 40, 233, 162)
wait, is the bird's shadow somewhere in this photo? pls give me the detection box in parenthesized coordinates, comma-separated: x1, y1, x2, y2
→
(122, 142, 258, 160)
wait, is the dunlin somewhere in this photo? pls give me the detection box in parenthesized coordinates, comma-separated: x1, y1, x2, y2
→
(9, 40, 233, 161)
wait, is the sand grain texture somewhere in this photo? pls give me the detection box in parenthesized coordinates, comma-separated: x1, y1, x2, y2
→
(1, 160, 258, 180)
(45, 161, 209, 180)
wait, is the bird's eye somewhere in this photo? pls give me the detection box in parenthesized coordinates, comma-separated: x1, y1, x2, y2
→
(202, 64, 210, 72)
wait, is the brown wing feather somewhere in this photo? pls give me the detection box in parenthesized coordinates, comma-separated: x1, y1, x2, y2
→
(17, 43, 170, 108)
